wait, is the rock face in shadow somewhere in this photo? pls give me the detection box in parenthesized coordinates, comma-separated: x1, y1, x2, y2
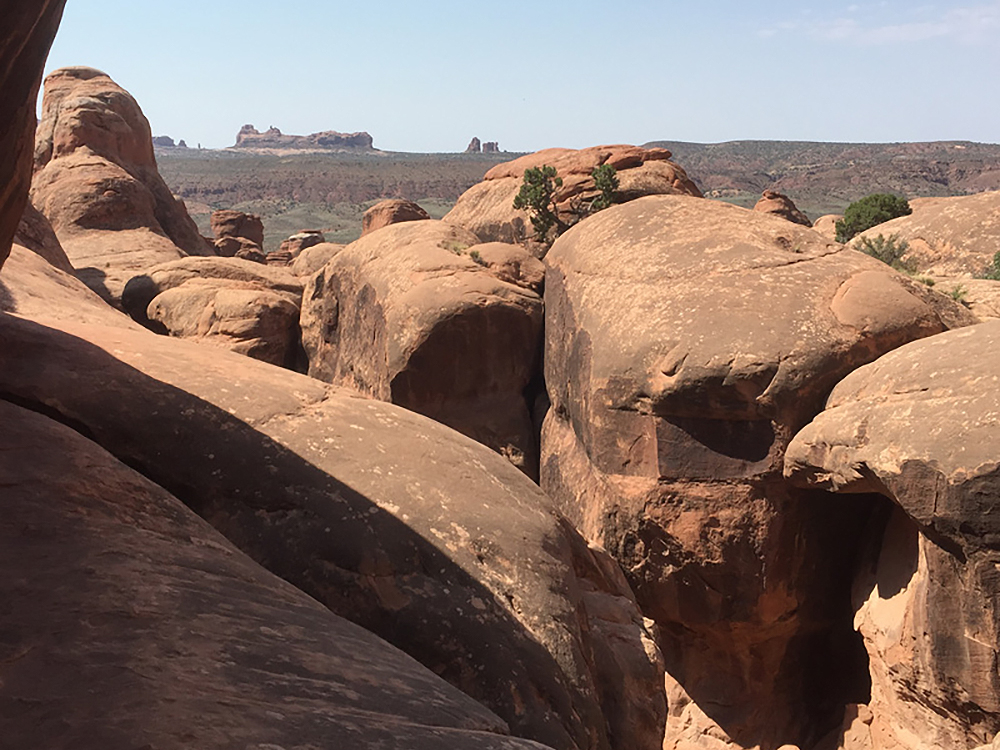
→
(541, 194, 974, 749)
(786, 321, 1000, 750)
(30, 66, 211, 303)
(122, 256, 305, 368)
(0, 399, 555, 750)
(301, 220, 545, 477)
(14, 201, 73, 272)
(0, 305, 665, 750)
(444, 145, 702, 244)
(0, 1, 67, 270)
(852, 191, 1000, 277)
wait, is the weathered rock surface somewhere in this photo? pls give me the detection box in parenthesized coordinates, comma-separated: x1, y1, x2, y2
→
(785, 321, 1000, 750)
(541, 195, 975, 749)
(467, 136, 483, 153)
(0, 398, 552, 750)
(444, 145, 703, 244)
(14, 201, 73, 272)
(289, 240, 344, 276)
(0, 1, 67, 270)
(929, 277, 1000, 320)
(753, 189, 813, 226)
(361, 198, 432, 236)
(852, 191, 1000, 276)
(122, 256, 304, 367)
(302, 220, 545, 476)
(30, 66, 211, 302)
(0, 307, 664, 750)
(468, 241, 546, 294)
(211, 208, 265, 247)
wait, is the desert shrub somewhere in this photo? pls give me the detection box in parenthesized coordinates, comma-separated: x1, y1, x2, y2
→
(854, 233, 916, 273)
(948, 284, 968, 302)
(835, 193, 912, 243)
(469, 249, 487, 266)
(979, 251, 1000, 280)
(590, 164, 620, 211)
(513, 163, 619, 244)
(513, 165, 564, 243)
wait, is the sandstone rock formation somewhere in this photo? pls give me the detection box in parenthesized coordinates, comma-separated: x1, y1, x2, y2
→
(0, 309, 664, 750)
(786, 321, 1000, 750)
(279, 228, 326, 256)
(211, 208, 264, 247)
(30, 66, 211, 302)
(122, 256, 305, 367)
(484, 141, 500, 153)
(467, 136, 483, 153)
(235, 124, 374, 151)
(852, 191, 1000, 276)
(289, 241, 345, 276)
(541, 194, 974, 749)
(361, 198, 431, 236)
(14, 201, 73, 272)
(812, 214, 843, 241)
(753, 189, 813, 226)
(444, 145, 702, 245)
(301, 220, 545, 476)
(152, 135, 176, 147)
(0, 0, 67, 270)
(1, 398, 559, 750)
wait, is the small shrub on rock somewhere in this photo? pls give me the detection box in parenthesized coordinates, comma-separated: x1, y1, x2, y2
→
(513, 164, 619, 245)
(836, 193, 912, 243)
(978, 251, 1000, 280)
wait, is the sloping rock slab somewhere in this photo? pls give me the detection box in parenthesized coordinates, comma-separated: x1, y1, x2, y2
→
(0, 311, 664, 750)
(0, 399, 550, 750)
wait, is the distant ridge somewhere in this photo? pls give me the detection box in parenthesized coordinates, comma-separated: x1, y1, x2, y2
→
(644, 139, 1000, 217)
(234, 124, 374, 152)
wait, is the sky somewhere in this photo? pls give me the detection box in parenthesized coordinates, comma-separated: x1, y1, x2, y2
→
(43, 0, 1000, 152)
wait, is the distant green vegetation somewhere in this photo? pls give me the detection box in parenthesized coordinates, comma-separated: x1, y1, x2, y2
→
(835, 194, 912, 243)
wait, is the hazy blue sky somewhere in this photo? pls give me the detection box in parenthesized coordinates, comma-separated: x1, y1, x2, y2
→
(44, 0, 1000, 152)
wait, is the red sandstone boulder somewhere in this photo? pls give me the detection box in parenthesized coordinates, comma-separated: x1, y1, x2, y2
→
(300, 220, 544, 476)
(289, 241, 345, 276)
(30, 67, 212, 303)
(812, 214, 843, 241)
(0, 1, 67, 270)
(211, 208, 265, 247)
(541, 194, 974, 750)
(444, 145, 702, 245)
(753, 189, 813, 226)
(0, 399, 548, 750)
(786, 322, 1000, 750)
(122, 257, 304, 368)
(279, 228, 326, 256)
(361, 198, 432, 236)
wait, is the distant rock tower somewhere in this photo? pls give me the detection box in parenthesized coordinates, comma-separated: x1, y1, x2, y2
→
(465, 137, 482, 153)
(483, 141, 499, 153)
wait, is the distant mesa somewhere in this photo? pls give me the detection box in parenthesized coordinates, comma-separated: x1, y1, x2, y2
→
(152, 135, 187, 148)
(465, 137, 500, 154)
(235, 124, 374, 151)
